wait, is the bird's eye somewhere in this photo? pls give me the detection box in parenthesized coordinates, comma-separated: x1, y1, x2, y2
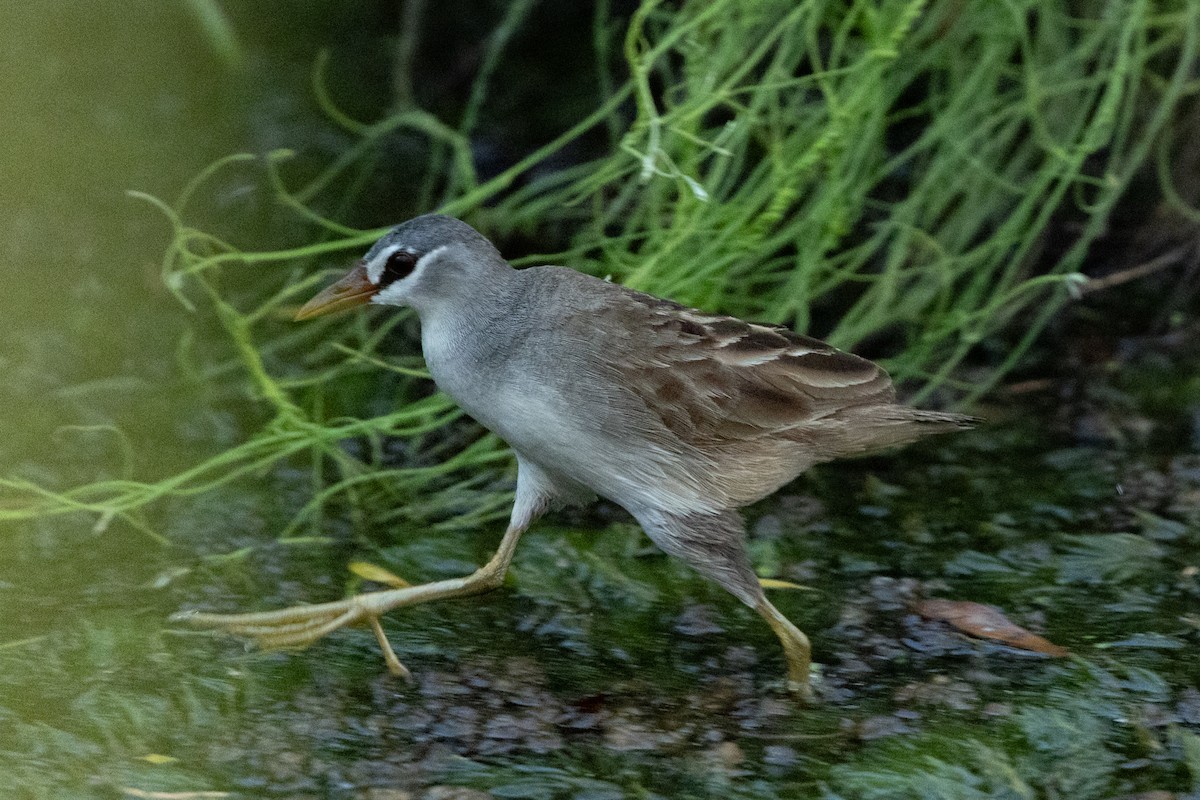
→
(380, 250, 418, 287)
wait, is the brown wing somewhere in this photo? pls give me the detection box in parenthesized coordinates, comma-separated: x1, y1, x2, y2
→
(543, 269, 964, 508)
(560, 285, 901, 506)
(608, 289, 896, 444)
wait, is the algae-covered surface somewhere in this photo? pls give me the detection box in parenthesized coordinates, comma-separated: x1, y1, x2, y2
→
(3, 2, 1200, 799)
(4, 392, 1200, 799)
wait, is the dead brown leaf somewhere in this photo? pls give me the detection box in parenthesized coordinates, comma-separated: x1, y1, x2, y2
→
(916, 599, 1070, 657)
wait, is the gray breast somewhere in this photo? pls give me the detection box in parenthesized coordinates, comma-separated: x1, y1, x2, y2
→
(438, 343, 708, 515)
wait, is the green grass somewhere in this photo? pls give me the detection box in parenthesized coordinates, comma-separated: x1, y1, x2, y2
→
(2, 0, 1197, 537)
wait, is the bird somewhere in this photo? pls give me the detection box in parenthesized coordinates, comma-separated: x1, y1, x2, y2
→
(176, 213, 975, 696)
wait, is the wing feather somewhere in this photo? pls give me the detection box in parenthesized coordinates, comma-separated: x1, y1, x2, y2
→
(609, 290, 896, 443)
(538, 269, 970, 508)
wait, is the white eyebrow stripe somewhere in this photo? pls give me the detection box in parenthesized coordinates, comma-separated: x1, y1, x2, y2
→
(365, 244, 405, 285)
(370, 244, 452, 306)
(399, 244, 449, 289)
(413, 245, 448, 276)
(368, 243, 452, 306)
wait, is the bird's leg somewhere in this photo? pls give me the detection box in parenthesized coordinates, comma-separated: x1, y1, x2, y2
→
(754, 596, 813, 700)
(635, 508, 816, 698)
(172, 520, 529, 677)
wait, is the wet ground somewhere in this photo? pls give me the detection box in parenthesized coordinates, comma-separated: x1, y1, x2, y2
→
(3, 343, 1199, 799)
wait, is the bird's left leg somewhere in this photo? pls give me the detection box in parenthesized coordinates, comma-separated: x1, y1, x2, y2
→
(174, 507, 536, 679)
(637, 509, 813, 698)
(753, 595, 812, 695)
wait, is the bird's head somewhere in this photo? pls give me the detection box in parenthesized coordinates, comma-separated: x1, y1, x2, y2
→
(295, 214, 504, 320)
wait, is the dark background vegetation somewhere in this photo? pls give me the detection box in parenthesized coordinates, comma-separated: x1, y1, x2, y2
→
(1, 1, 1199, 798)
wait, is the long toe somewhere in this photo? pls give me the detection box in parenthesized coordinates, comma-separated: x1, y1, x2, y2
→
(172, 558, 516, 676)
(171, 599, 363, 650)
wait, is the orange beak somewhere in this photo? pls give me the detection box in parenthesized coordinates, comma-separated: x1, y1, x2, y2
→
(294, 262, 376, 321)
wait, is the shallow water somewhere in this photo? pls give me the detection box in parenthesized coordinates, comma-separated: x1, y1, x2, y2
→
(2, 4, 1200, 799)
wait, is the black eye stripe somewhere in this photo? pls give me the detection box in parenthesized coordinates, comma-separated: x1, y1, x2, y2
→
(379, 250, 418, 287)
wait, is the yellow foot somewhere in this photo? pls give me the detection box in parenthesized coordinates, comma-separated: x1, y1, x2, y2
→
(172, 569, 498, 680)
(172, 592, 405, 679)
(755, 597, 814, 702)
(786, 667, 817, 703)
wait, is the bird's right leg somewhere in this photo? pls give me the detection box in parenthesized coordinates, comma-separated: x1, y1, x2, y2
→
(176, 457, 560, 677)
(173, 515, 532, 679)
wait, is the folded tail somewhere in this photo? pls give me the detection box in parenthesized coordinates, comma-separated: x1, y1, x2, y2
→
(825, 406, 979, 459)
